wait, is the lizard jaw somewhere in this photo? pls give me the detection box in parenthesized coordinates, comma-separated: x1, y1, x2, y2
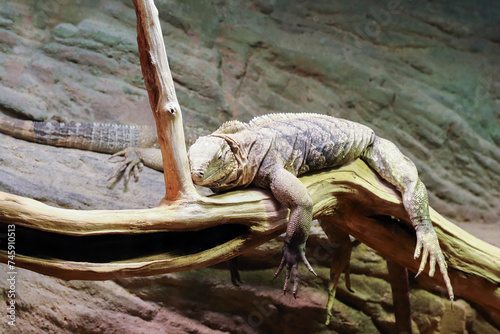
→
(191, 167, 237, 188)
(191, 167, 224, 185)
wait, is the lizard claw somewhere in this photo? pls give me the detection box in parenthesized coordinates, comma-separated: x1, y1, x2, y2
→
(108, 148, 144, 187)
(414, 227, 454, 302)
(274, 243, 317, 298)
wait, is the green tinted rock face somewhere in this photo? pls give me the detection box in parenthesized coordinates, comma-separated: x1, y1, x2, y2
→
(52, 23, 79, 38)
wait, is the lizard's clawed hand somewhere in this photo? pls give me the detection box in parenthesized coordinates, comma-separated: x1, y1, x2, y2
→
(414, 226, 454, 303)
(274, 242, 317, 298)
(108, 148, 144, 186)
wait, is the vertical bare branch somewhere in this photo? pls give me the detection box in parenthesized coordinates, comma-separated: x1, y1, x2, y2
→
(132, 0, 198, 202)
(387, 260, 412, 333)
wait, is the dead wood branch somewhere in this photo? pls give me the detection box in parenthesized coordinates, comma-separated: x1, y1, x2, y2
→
(1, 160, 499, 314)
(133, 0, 197, 201)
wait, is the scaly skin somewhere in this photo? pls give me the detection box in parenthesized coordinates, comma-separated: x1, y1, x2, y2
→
(0, 113, 158, 153)
(188, 113, 453, 302)
(0, 112, 453, 303)
(0, 113, 205, 184)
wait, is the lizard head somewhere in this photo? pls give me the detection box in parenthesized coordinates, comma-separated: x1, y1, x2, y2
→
(188, 136, 237, 188)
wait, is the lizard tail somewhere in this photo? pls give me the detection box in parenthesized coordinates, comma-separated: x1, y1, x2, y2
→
(0, 114, 37, 142)
(0, 114, 151, 154)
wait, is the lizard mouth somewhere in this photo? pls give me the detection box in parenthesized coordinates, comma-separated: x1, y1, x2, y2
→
(192, 161, 235, 186)
(192, 168, 221, 185)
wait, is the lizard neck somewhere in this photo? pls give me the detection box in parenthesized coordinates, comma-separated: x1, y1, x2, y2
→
(210, 132, 271, 191)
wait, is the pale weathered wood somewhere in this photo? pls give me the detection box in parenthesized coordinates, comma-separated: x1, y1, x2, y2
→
(132, 0, 198, 202)
(0, 160, 499, 314)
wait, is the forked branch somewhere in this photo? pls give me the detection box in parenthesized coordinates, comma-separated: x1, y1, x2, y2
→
(0, 160, 499, 314)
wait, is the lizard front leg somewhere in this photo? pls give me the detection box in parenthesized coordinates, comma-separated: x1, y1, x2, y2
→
(109, 147, 163, 185)
(270, 167, 317, 298)
(362, 136, 454, 302)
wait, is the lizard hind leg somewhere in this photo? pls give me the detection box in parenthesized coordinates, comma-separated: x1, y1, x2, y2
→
(361, 136, 454, 303)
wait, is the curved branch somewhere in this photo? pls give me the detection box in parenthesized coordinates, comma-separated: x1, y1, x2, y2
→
(1, 160, 499, 313)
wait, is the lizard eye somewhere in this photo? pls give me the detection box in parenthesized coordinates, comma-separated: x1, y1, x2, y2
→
(217, 152, 223, 160)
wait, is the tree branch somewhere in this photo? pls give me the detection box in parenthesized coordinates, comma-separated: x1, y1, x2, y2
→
(0, 160, 499, 314)
(132, 0, 197, 201)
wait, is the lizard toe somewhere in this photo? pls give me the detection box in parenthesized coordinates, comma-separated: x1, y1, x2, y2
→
(275, 242, 315, 298)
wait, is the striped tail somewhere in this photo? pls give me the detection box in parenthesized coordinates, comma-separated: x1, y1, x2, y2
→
(0, 114, 155, 154)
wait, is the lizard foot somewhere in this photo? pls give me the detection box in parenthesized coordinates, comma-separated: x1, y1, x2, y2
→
(108, 148, 144, 186)
(273, 242, 317, 299)
(414, 227, 454, 303)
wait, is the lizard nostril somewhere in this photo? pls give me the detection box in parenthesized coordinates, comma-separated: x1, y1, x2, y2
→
(191, 170, 204, 181)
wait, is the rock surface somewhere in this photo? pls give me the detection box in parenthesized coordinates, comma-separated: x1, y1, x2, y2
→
(0, 0, 499, 333)
(0, 0, 498, 226)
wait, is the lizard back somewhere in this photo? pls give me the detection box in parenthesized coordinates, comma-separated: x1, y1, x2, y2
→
(208, 113, 376, 190)
(247, 113, 376, 176)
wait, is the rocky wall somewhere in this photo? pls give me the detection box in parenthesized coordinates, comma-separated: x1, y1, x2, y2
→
(0, 0, 499, 333)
